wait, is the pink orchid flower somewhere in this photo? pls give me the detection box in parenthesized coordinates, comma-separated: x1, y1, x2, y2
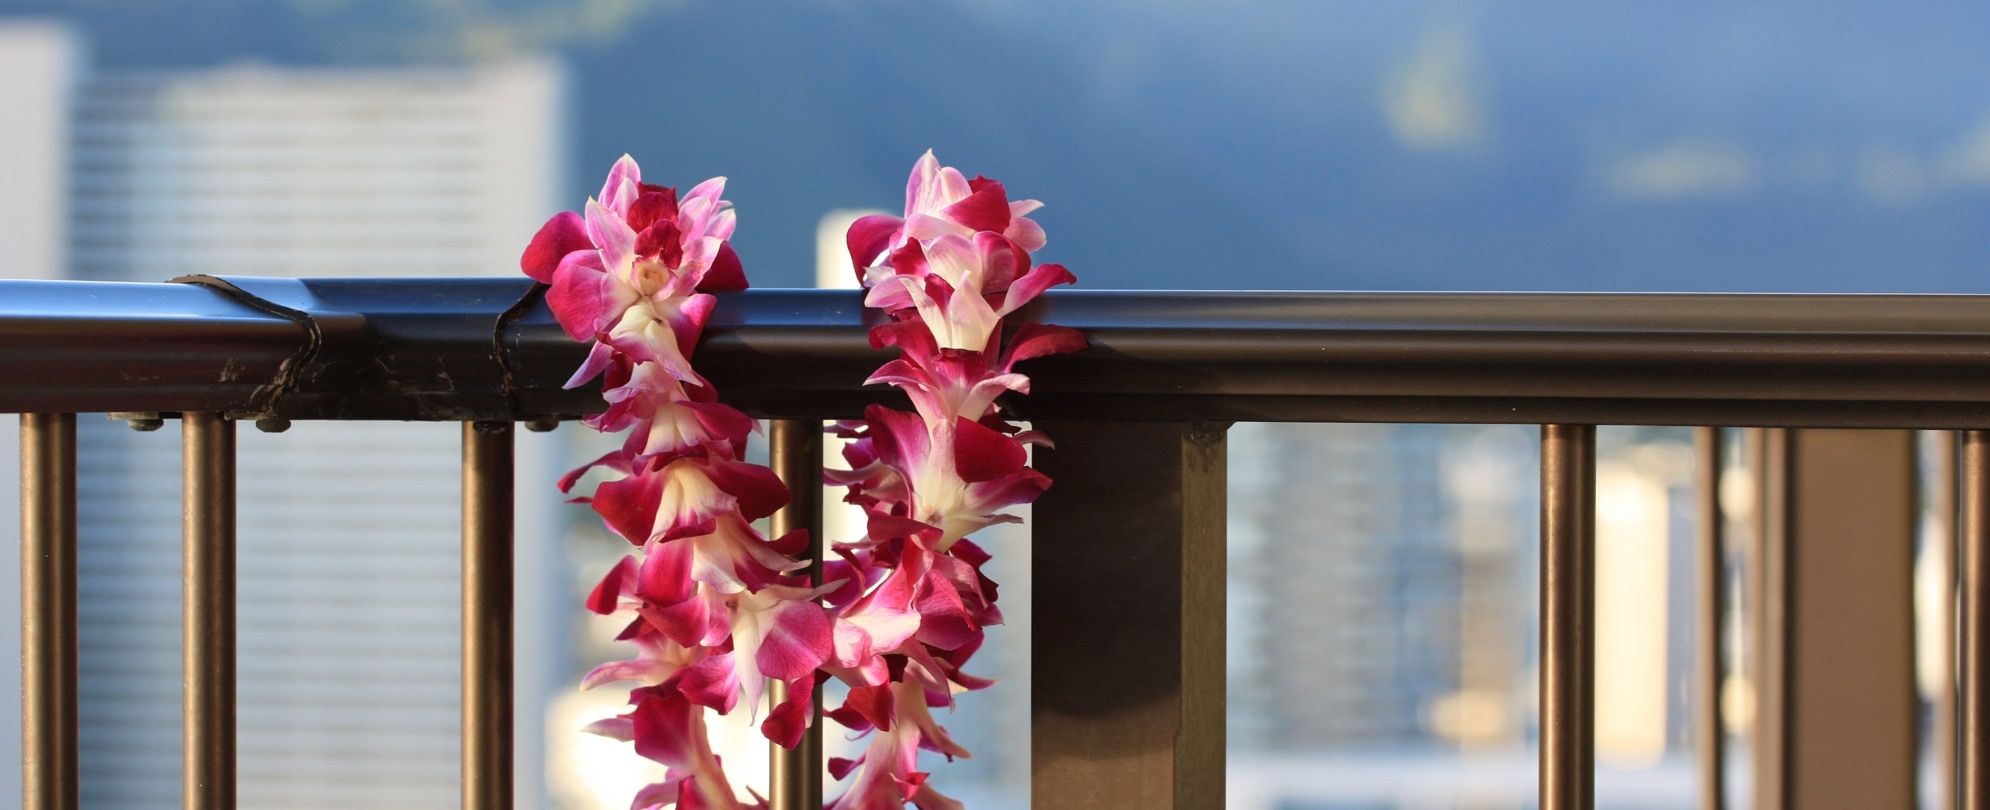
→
(843, 150, 1047, 285)
(524, 155, 745, 390)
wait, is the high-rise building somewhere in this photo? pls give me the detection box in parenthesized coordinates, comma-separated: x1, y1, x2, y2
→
(6, 35, 570, 806)
(0, 18, 81, 807)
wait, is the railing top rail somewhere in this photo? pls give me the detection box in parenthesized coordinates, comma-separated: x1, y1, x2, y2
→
(7, 277, 1990, 427)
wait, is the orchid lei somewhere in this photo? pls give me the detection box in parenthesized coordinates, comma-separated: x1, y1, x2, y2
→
(818, 151, 1082, 808)
(523, 156, 829, 809)
(521, 151, 1079, 810)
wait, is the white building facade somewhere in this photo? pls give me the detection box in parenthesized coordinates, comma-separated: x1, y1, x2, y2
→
(3, 24, 573, 807)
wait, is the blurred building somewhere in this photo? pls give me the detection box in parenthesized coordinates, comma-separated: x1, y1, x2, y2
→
(1227, 423, 1703, 809)
(0, 18, 79, 807)
(1231, 424, 1476, 749)
(0, 23, 570, 807)
(1225, 425, 1536, 756)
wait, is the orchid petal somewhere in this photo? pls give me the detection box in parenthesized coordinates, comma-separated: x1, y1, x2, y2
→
(583, 715, 635, 742)
(585, 199, 638, 279)
(683, 176, 727, 205)
(598, 154, 642, 213)
(563, 341, 619, 390)
(676, 652, 741, 714)
(995, 261, 1076, 317)
(627, 189, 678, 232)
(699, 241, 748, 291)
(846, 214, 904, 279)
(752, 598, 832, 682)
(642, 586, 731, 647)
(587, 555, 639, 614)
(762, 672, 819, 748)
(591, 467, 663, 546)
(951, 416, 1026, 484)
(581, 657, 672, 691)
(1001, 323, 1087, 368)
(521, 211, 591, 283)
(1003, 212, 1046, 253)
(545, 250, 611, 342)
(904, 150, 941, 215)
(941, 181, 1010, 234)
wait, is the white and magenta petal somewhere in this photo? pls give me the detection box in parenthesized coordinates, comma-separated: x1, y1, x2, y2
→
(586, 199, 640, 279)
(545, 250, 613, 341)
(994, 261, 1077, 317)
(597, 154, 643, 214)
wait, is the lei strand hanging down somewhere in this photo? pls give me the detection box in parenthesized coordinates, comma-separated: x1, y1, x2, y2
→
(817, 151, 1083, 809)
(522, 151, 1081, 809)
(523, 155, 830, 810)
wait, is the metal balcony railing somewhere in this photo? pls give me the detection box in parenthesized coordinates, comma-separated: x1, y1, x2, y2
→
(6, 275, 1990, 809)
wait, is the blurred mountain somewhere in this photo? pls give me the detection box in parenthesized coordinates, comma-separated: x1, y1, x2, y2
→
(11, 0, 1990, 291)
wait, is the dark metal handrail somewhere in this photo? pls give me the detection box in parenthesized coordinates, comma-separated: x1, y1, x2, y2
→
(12, 278, 1990, 425)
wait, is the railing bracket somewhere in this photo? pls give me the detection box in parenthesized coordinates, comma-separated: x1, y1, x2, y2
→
(109, 411, 164, 431)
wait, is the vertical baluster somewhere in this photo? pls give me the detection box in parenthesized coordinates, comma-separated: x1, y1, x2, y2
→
(22, 413, 78, 809)
(463, 421, 514, 810)
(1759, 427, 1806, 808)
(1540, 424, 1595, 810)
(1931, 432, 1959, 810)
(1751, 428, 1789, 810)
(768, 419, 824, 810)
(1962, 431, 1989, 810)
(1696, 427, 1727, 810)
(184, 412, 236, 809)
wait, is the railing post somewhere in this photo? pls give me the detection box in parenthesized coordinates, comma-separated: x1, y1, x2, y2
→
(1031, 420, 1226, 809)
(768, 419, 823, 810)
(1026, 421, 1225, 808)
(22, 413, 78, 810)
(1755, 429, 1917, 810)
(463, 421, 514, 810)
(1540, 424, 1595, 810)
(183, 412, 236, 809)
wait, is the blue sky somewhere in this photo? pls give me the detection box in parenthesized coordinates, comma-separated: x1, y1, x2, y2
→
(13, 0, 1990, 291)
